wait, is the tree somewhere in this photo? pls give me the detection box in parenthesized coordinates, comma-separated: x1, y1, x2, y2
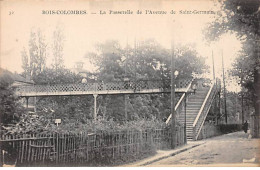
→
(52, 25, 65, 72)
(207, 0, 260, 137)
(20, 26, 97, 123)
(21, 29, 48, 82)
(0, 68, 24, 126)
(85, 39, 208, 121)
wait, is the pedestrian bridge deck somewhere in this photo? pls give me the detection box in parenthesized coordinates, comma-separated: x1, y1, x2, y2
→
(15, 79, 192, 97)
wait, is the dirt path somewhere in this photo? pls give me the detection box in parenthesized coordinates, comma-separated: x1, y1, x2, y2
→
(147, 131, 260, 166)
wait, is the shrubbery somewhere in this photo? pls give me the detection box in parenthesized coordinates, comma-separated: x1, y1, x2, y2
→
(1, 109, 167, 135)
(0, 69, 25, 127)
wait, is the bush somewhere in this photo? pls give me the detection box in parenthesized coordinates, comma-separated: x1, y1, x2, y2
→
(2, 112, 167, 135)
(0, 69, 25, 127)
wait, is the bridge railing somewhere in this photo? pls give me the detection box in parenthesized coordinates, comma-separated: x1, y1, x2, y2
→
(15, 79, 193, 96)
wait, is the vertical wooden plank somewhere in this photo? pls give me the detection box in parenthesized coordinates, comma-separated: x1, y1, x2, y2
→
(71, 134, 73, 163)
(111, 132, 114, 159)
(42, 134, 46, 164)
(25, 134, 29, 164)
(119, 132, 121, 157)
(31, 134, 35, 162)
(56, 133, 59, 165)
(62, 133, 65, 164)
(68, 134, 70, 164)
(63, 134, 65, 163)
(37, 134, 40, 162)
(79, 132, 82, 164)
(16, 134, 19, 164)
(27, 134, 31, 162)
(30, 134, 34, 162)
(86, 132, 88, 162)
(62, 133, 64, 164)
(35, 134, 39, 162)
(68, 134, 72, 162)
(74, 133, 77, 163)
(21, 135, 25, 164)
(59, 133, 61, 164)
(60, 133, 62, 164)
(39, 134, 42, 162)
(40, 135, 44, 162)
(117, 132, 119, 157)
(65, 134, 67, 164)
(38, 134, 41, 162)
(34, 134, 37, 163)
(73, 133, 76, 163)
(60, 133, 63, 164)
(66, 133, 69, 163)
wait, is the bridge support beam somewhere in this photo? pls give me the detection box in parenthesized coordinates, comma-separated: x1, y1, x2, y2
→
(93, 94, 98, 120)
(26, 97, 29, 109)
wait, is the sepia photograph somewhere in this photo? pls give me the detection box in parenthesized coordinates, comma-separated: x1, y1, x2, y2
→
(0, 0, 259, 167)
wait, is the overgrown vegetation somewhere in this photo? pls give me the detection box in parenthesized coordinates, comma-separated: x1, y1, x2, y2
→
(0, 69, 25, 126)
(206, 0, 260, 136)
(1, 109, 167, 135)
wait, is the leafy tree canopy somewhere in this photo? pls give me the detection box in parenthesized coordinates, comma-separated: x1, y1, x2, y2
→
(0, 68, 25, 126)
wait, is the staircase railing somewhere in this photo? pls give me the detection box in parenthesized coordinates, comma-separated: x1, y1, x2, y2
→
(192, 81, 217, 140)
(166, 79, 194, 125)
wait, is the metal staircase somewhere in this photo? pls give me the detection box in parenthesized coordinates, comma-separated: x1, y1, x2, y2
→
(166, 79, 219, 141)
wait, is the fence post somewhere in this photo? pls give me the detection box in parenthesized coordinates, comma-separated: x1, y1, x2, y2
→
(140, 130, 143, 153)
(0, 135, 2, 166)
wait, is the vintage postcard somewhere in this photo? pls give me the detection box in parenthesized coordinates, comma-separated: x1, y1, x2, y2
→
(0, 0, 259, 167)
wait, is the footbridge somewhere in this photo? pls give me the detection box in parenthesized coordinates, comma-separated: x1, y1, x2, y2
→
(15, 79, 192, 97)
(15, 78, 220, 141)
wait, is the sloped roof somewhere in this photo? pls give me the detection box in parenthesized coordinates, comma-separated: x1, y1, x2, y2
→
(12, 73, 34, 84)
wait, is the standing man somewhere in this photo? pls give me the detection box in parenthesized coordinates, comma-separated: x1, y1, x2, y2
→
(243, 121, 249, 133)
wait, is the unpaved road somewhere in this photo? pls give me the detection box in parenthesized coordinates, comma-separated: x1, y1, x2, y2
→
(147, 131, 260, 166)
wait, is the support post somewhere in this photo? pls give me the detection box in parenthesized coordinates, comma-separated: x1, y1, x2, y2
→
(184, 94, 187, 144)
(34, 97, 37, 112)
(124, 95, 127, 121)
(26, 97, 29, 109)
(93, 94, 98, 121)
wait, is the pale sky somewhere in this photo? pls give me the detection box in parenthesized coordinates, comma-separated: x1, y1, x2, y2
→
(0, 0, 242, 91)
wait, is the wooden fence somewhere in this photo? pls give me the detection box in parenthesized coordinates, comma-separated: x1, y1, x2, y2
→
(0, 126, 185, 166)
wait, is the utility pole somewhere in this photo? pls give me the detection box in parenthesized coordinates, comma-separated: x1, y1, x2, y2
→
(212, 50, 216, 81)
(241, 92, 244, 124)
(222, 50, 227, 124)
(171, 35, 176, 149)
(124, 38, 128, 121)
(212, 50, 218, 123)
